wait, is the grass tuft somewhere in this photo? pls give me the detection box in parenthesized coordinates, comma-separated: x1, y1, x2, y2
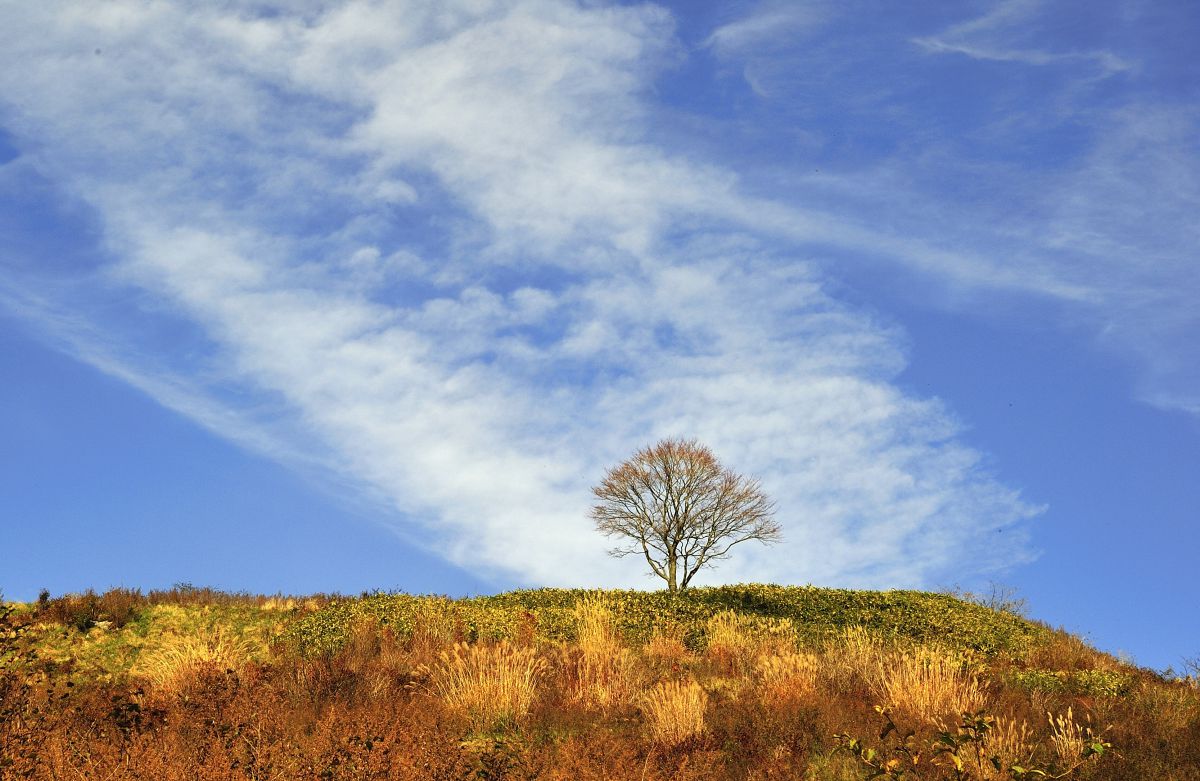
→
(133, 625, 257, 691)
(875, 645, 987, 723)
(640, 679, 708, 746)
(572, 597, 638, 710)
(426, 641, 546, 732)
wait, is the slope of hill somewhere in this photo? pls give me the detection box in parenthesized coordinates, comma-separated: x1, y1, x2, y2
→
(2, 585, 1197, 780)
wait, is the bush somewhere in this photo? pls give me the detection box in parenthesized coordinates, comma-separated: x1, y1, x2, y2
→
(284, 585, 1047, 658)
(38, 588, 143, 631)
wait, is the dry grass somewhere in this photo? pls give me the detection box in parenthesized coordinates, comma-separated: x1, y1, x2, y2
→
(426, 641, 546, 732)
(1047, 707, 1099, 769)
(132, 625, 257, 691)
(803, 751, 868, 781)
(9, 590, 1195, 780)
(875, 646, 987, 723)
(820, 625, 886, 693)
(978, 716, 1037, 780)
(572, 598, 639, 709)
(756, 651, 820, 707)
(259, 597, 297, 612)
(641, 679, 708, 746)
(643, 633, 691, 662)
(1134, 680, 1200, 733)
(706, 610, 756, 668)
(409, 597, 459, 662)
(1028, 628, 1118, 672)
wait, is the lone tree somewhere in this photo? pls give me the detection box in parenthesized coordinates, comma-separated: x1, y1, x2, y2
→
(590, 438, 781, 592)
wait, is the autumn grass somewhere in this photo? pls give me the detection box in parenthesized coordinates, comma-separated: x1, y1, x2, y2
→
(640, 679, 708, 746)
(756, 651, 820, 707)
(875, 645, 987, 723)
(3, 585, 1196, 779)
(572, 597, 639, 710)
(1048, 707, 1101, 768)
(132, 624, 258, 691)
(425, 641, 547, 732)
(820, 624, 888, 694)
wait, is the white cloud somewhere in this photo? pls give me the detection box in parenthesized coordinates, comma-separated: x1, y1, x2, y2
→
(0, 0, 1040, 589)
(703, 2, 829, 97)
(913, 0, 1132, 75)
(706, 3, 826, 58)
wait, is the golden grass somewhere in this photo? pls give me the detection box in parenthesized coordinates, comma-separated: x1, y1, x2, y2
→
(1028, 628, 1118, 672)
(803, 750, 867, 781)
(756, 651, 820, 706)
(426, 641, 546, 732)
(575, 597, 621, 658)
(875, 646, 986, 723)
(952, 715, 1036, 781)
(409, 597, 459, 661)
(132, 625, 257, 691)
(1047, 707, 1099, 769)
(259, 597, 297, 612)
(1134, 679, 1200, 733)
(704, 611, 797, 675)
(820, 625, 886, 692)
(640, 679, 708, 746)
(572, 598, 639, 709)
(643, 630, 690, 665)
(706, 610, 755, 659)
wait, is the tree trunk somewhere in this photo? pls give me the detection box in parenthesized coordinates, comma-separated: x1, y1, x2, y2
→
(667, 555, 678, 592)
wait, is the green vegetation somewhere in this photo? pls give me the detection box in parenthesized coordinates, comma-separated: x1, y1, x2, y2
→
(286, 584, 1046, 656)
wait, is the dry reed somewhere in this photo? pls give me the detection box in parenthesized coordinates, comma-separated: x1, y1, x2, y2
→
(756, 651, 820, 706)
(820, 625, 886, 693)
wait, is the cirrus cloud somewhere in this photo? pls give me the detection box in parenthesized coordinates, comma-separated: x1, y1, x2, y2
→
(0, 0, 1040, 588)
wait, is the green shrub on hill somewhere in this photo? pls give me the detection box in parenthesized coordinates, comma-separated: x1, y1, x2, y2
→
(1010, 668, 1136, 697)
(284, 584, 1048, 657)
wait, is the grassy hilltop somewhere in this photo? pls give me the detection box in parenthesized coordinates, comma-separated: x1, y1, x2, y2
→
(2, 584, 1198, 780)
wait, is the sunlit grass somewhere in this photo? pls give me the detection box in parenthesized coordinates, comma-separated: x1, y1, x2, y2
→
(640, 679, 708, 746)
(875, 645, 987, 723)
(132, 624, 257, 691)
(426, 641, 546, 732)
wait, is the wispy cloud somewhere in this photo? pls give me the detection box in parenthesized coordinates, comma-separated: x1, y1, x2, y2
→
(913, 0, 1132, 75)
(706, 3, 826, 58)
(0, 1, 1045, 589)
(703, 2, 829, 97)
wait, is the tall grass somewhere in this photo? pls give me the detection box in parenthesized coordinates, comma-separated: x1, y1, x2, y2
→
(705, 610, 757, 673)
(133, 625, 257, 691)
(875, 646, 987, 723)
(756, 651, 820, 706)
(572, 597, 639, 709)
(1047, 707, 1101, 769)
(640, 679, 708, 746)
(820, 625, 886, 693)
(426, 641, 546, 732)
(6, 587, 1193, 779)
(981, 716, 1037, 780)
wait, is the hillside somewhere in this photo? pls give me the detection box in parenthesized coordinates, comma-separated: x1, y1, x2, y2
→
(2, 585, 1197, 779)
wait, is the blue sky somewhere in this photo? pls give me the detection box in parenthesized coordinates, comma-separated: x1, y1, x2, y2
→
(1, 0, 1197, 671)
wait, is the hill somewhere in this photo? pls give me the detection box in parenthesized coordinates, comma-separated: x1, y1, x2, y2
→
(2, 584, 1197, 779)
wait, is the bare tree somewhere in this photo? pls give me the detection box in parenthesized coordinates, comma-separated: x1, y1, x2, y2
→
(590, 438, 781, 592)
